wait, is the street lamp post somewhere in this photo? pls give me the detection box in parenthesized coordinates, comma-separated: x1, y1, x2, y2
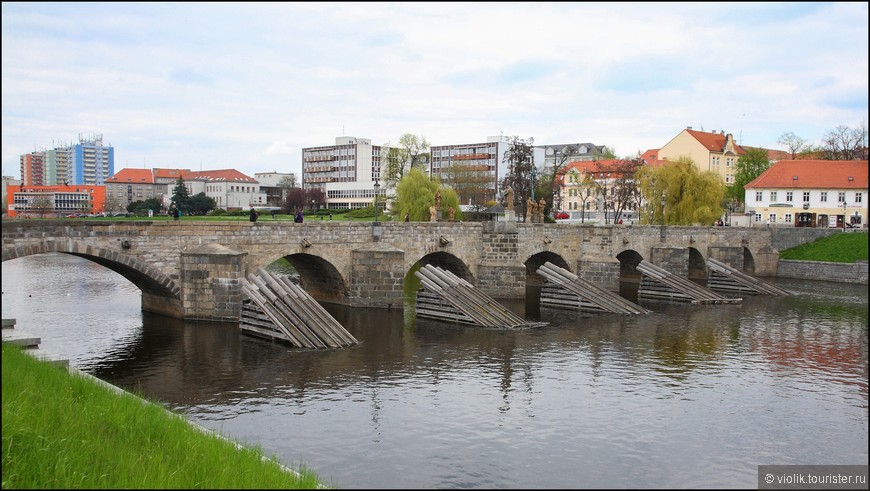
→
(582, 188, 590, 224)
(373, 180, 380, 224)
(530, 166, 537, 201)
(660, 192, 666, 225)
(842, 201, 847, 231)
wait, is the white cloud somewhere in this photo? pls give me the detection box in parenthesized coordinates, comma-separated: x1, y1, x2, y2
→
(2, 2, 867, 180)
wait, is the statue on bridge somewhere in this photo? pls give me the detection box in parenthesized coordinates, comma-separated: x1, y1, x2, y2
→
(504, 187, 514, 211)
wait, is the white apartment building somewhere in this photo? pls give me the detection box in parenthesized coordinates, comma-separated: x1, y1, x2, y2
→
(744, 160, 867, 228)
(302, 136, 387, 210)
(429, 135, 517, 207)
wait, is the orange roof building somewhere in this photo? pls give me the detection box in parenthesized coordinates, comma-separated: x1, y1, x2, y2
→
(744, 160, 867, 228)
(6, 183, 106, 218)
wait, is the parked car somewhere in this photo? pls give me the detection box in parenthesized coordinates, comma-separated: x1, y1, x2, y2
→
(554, 212, 569, 220)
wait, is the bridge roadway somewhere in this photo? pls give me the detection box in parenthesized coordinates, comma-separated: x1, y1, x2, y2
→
(1, 219, 837, 321)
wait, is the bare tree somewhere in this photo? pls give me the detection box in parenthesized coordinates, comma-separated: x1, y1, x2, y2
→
(440, 160, 493, 210)
(777, 131, 807, 159)
(822, 125, 860, 160)
(852, 119, 868, 160)
(609, 159, 644, 223)
(499, 136, 535, 221)
(31, 195, 54, 218)
(546, 145, 577, 214)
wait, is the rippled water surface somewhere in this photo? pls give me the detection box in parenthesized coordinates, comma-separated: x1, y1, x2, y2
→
(3, 253, 867, 489)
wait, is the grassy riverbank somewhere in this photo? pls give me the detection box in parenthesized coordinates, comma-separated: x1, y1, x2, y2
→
(1, 343, 326, 489)
(778, 231, 868, 263)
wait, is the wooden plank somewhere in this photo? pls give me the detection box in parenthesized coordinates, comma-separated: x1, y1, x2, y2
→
(636, 260, 740, 304)
(706, 258, 791, 295)
(240, 269, 359, 349)
(536, 262, 650, 315)
(414, 264, 544, 328)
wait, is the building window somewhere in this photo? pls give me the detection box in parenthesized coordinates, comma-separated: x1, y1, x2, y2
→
(820, 191, 827, 202)
(769, 214, 776, 223)
(856, 192, 863, 203)
(785, 214, 793, 223)
(754, 213, 762, 223)
(786, 192, 793, 202)
(770, 191, 777, 202)
(803, 192, 810, 202)
(755, 191, 763, 202)
(838, 192, 846, 203)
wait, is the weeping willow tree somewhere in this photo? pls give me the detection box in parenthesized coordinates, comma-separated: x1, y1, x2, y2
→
(392, 167, 462, 221)
(636, 157, 724, 225)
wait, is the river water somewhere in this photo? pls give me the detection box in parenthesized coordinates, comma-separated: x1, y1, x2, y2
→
(2, 253, 867, 489)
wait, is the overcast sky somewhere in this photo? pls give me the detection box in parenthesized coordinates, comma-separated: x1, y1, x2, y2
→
(2, 2, 868, 180)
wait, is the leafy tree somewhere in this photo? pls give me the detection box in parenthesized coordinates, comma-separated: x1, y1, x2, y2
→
(170, 178, 191, 213)
(393, 168, 461, 221)
(278, 174, 297, 189)
(499, 136, 535, 221)
(188, 192, 217, 216)
(600, 145, 617, 159)
(635, 156, 724, 225)
(726, 147, 770, 204)
(777, 131, 806, 159)
(128, 197, 163, 216)
(383, 133, 430, 188)
(278, 175, 297, 203)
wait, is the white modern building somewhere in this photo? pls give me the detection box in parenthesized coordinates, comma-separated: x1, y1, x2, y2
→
(429, 135, 518, 207)
(302, 136, 387, 210)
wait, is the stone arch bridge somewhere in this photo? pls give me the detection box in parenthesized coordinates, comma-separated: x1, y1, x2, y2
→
(2, 220, 837, 321)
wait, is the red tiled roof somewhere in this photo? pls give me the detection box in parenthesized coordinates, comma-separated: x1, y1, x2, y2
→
(184, 169, 257, 182)
(640, 148, 668, 167)
(745, 160, 868, 189)
(558, 159, 640, 184)
(105, 168, 154, 183)
(742, 146, 790, 161)
(685, 129, 747, 155)
(152, 168, 191, 180)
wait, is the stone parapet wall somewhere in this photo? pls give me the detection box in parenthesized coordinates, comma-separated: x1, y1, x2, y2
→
(5, 220, 864, 319)
(777, 259, 868, 285)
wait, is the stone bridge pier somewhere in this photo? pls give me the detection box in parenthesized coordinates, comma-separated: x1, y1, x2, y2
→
(1, 220, 840, 322)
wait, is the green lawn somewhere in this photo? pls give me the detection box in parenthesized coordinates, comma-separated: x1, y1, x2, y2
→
(2, 343, 328, 489)
(777, 231, 868, 263)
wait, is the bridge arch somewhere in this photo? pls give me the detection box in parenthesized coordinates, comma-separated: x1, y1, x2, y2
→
(743, 247, 757, 274)
(275, 253, 349, 304)
(616, 249, 644, 283)
(406, 251, 475, 284)
(2, 242, 180, 301)
(523, 251, 571, 287)
(688, 247, 707, 281)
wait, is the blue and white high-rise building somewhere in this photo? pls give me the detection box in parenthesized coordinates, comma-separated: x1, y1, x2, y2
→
(70, 134, 114, 185)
